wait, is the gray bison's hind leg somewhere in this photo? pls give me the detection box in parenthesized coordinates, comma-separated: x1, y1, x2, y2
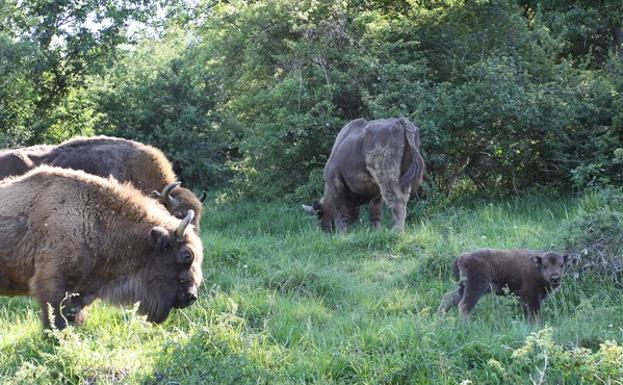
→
(380, 186, 409, 232)
(368, 196, 383, 230)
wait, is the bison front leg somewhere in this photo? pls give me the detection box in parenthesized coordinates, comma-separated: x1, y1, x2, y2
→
(36, 292, 87, 329)
(368, 196, 383, 230)
(31, 269, 84, 329)
(524, 297, 542, 324)
(34, 290, 73, 330)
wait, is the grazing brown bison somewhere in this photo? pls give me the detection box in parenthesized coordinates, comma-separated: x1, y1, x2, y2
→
(0, 145, 53, 179)
(0, 166, 203, 329)
(437, 249, 569, 323)
(0, 136, 204, 230)
(303, 118, 424, 232)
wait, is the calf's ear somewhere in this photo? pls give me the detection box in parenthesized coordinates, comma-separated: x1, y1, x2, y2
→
(150, 226, 173, 251)
(562, 254, 569, 265)
(530, 255, 542, 266)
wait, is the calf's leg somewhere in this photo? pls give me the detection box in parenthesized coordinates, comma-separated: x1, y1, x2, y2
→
(524, 297, 542, 324)
(458, 279, 490, 321)
(437, 287, 462, 317)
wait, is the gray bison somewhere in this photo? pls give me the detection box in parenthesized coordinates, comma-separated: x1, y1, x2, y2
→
(0, 166, 203, 329)
(303, 118, 425, 232)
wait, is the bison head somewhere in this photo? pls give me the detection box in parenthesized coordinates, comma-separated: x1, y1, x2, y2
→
(151, 182, 204, 231)
(531, 252, 569, 288)
(121, 210, 203, 323)
(302, 200, 337, 232)
(302, 199, 350, 233)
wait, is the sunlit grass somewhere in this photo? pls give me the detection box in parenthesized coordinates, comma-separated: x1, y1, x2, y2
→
(1, 193, 623, 384)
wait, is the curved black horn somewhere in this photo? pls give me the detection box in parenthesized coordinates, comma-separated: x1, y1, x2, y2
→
(176, 209, 195, 239)
(198, 190, 207, 203)
(161, 181, 181, 209)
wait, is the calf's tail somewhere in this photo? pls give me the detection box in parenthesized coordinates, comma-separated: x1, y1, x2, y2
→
(451, 257, 461, 282)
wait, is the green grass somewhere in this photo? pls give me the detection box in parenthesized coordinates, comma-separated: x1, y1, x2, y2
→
(2, 193, 623, 384)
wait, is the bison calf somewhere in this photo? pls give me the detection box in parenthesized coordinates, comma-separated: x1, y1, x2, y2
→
(437, 249, 568, 322)
(0, 166, 203, 329)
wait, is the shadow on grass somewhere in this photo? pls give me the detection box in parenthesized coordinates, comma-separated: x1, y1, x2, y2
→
(144, 330, 274, 385)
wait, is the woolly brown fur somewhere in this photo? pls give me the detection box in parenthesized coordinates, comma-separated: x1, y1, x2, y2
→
(0, 166, 203, 329)
(1, 136, 202, 230)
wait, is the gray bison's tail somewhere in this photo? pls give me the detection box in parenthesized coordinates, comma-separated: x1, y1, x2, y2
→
(398, 117, 425, 189)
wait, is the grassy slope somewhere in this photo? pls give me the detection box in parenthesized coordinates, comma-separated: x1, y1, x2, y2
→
(1, 193, 622, 384)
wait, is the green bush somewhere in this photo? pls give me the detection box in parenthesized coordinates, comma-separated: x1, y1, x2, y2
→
(509, 328, 623, 384)
(561, 189, 623, 281)
(4, 0, 623, 198)
(87, 30, 234, 189)
(0, 35, 41, 146)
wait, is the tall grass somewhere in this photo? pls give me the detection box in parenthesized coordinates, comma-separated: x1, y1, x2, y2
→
(1, 193, 622, 384)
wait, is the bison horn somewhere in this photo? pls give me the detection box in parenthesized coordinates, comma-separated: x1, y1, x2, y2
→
(176, 209, 195, 239)
(302, 204, 316, 215)
(198, 190, 207, 203)
(162, 181, 181, 209)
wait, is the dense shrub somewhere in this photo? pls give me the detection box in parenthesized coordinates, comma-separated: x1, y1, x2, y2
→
(2, 0, 623, 197)
(0, 35, 41, 146)
(189, 0, 623, 197)
(87, 30, 234, 188)
(508, 328, 623, 384)
(561, 189, 623, 281)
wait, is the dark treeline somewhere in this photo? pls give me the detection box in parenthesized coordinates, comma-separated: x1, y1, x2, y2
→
(1, 0, 622, 198)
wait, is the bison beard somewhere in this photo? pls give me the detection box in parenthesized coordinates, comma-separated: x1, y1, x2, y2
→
(97, 272, 176, 324)
(0, 166, 203, 330)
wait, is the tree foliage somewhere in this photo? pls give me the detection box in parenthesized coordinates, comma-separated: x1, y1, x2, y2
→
(1, 0, 622, 196)
(0, 0, 158, 143)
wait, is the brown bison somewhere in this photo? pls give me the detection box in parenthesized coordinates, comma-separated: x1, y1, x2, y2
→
(437, 248, 569, 323)
(0, 136, 204, 229)
(0, 166, 203, 329)
(0, 145, 53, 179)
(303, 118, 425, 232)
